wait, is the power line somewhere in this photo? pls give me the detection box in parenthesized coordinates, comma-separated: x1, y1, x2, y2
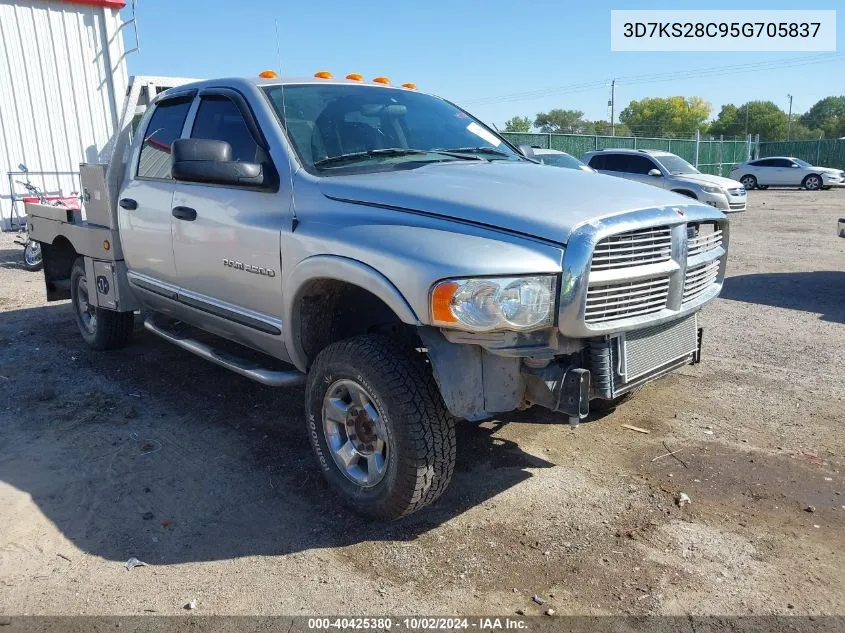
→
(463, 53, 845, 107)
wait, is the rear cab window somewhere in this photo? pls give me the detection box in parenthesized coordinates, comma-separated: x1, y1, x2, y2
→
(137, 97, 192, 179)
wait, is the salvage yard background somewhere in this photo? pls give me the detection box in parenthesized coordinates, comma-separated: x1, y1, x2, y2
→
(0, 189, 843, 615)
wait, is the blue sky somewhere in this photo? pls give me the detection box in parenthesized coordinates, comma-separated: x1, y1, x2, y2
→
(124, 0, 843, 128)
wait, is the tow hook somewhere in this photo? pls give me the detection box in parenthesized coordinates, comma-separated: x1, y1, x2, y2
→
(523, 361, 591, 425)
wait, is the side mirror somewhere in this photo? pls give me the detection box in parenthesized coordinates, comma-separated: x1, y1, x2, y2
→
(518, 144, 535, 158)
(648, 168, 663, 177)
(171, 139, 267, 187)
(790, 163, 800, 168)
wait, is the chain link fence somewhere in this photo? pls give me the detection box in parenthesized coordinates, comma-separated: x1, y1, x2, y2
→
(758, 139, 845, 169)
(501, 132, 751, 176)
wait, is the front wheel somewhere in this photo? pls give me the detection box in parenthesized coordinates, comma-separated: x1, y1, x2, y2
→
(305, 334, 456, 520)
(70, 258, 133, 350)
(803, 174, 822, 190)
(22, 239, 42, 271)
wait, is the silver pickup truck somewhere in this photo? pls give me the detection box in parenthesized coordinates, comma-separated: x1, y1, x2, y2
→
(27, 73, 728, 520)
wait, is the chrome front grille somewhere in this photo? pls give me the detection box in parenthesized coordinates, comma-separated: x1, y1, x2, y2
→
(590, 226, 672, 271)
(582, 219, 726, 328)
(687, 228, 723, 256)
(683, 259, 720, 303)
(727, 187, 746, 196)
(585, 276, 670, 324)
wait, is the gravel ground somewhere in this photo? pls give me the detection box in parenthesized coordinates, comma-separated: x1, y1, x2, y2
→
(0, 189, 843, 616)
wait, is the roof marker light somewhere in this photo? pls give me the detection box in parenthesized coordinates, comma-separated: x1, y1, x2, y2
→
(346, 73, 364, 81)
(259, 70, 278, 79)
(314, 71, 333, 79)
(372, 76, 390, 85)
(401, 83, 417, 90)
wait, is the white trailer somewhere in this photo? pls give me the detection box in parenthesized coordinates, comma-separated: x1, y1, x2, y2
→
(0, 0, 131, 229)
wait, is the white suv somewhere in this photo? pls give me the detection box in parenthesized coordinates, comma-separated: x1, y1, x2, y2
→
(730, 157, 845, 191)
(583, 149, 747, 212)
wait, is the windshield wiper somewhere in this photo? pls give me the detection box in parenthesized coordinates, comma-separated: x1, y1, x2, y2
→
(314, 148, 480, 168)
(436, 146, 513, 159)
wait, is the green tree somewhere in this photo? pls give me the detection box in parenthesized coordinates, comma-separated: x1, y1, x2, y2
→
(800, 96, 845, 138)
(709, 101, 788, 141)
(619, 96, 711, 137)
(788, 121, 824, 141)
(534, 109, 593, 134)
(592, 120, 632, 137)
(503, 116, 532, 133)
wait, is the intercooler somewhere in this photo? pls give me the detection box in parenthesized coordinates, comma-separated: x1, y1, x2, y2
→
(588, 313, 701, 399)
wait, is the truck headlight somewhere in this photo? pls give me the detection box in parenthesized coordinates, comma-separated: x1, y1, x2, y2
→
(700, 185, 724, 194)
(430, 275, 556, 331)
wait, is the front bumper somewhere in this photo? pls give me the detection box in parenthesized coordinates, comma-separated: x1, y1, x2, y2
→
(823, 173, 845, 186)
(700, 190, 746, 212)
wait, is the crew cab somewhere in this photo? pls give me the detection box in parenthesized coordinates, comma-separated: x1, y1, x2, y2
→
(26, 73, 729, 520)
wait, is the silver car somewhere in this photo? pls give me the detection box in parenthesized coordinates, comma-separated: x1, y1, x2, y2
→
(532, 148, 596, 172)
(583, 148, 747, 212)
(730, 157, 845, 191)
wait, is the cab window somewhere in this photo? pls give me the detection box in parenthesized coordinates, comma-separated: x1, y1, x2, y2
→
(137, 97, 192, 179)
(190, 96, 263, 163)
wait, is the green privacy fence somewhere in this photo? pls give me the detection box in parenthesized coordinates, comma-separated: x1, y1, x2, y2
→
(501, 132, 751, 177)
(759, 139, 845, 169)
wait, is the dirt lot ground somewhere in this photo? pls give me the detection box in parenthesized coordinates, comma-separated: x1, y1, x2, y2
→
(0, 189, 843, 617)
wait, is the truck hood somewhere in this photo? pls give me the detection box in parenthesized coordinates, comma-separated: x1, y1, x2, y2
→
(671, 173, 744, 189)
(318, 162, 699, 244)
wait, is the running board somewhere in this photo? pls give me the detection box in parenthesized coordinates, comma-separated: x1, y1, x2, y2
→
(143, 317, 306, 387)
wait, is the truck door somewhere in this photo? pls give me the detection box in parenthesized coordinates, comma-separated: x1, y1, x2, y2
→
(119, 94, 193, 288)
(170, 90, 286, 333)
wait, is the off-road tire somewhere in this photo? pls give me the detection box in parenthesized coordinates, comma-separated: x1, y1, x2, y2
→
(739, 175, 757, 190)
(803, 174, 822, 191)
(305, 334, 456, 520)
(70, 258, 133, 350)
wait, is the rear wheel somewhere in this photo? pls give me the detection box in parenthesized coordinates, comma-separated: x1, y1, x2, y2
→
(803, 174, 822, 190)
(305, 334, 456, 520)
(70, 258, 133, 350)
(739, 175, 757, 190)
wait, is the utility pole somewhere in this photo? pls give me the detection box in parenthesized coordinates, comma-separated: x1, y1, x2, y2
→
(786, 94, 793, 141)
(610, 80, 616, 136)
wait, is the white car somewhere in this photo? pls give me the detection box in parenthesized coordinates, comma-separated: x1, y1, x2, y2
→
(582, 148, 746, 212)
(730, 157, 845, 191)
(532, 148, 596, 172)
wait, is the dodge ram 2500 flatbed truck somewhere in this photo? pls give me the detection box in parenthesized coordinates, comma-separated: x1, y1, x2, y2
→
(27, 73, 729, 520)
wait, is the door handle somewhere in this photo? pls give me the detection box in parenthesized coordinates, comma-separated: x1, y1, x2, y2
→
(118, 198, 137, 210)
(172, 206, 197, 221)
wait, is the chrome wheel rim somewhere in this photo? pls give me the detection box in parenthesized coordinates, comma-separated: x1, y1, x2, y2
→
(740, 176, 755, 189)
(322, 379, 389, 488)
(75, 274, 97, 334)
(806, 176, 820, 190)
(24, 241, 41, 266)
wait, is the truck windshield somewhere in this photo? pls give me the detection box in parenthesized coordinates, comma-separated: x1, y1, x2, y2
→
(262, 84, 521, 173)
